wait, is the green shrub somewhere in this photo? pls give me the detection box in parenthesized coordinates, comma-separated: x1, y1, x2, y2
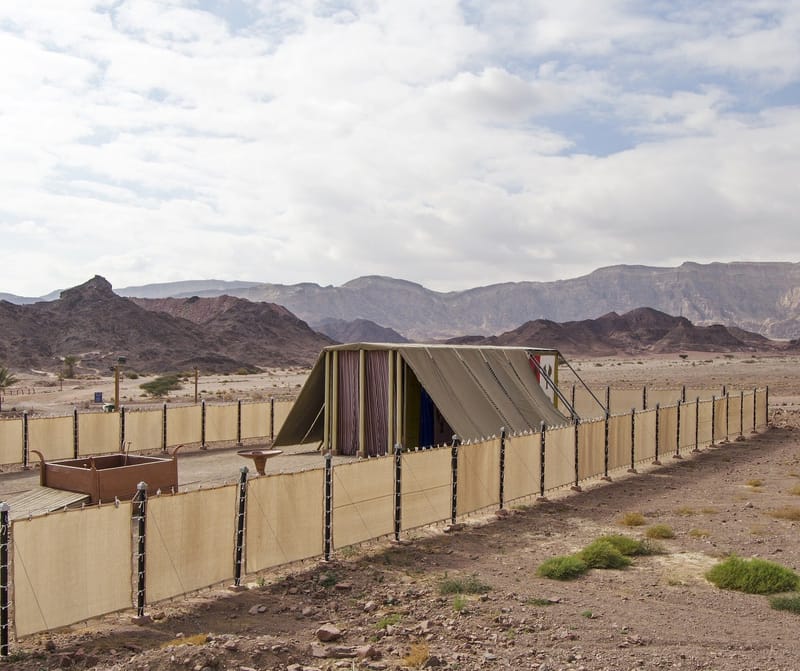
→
(139, 374, 182, 397)
(646, 524, 675, 539)
(595, 534, 664, 556)
(537, 555, 588, 581)
(438, 575, 491, 595)
(706, 556, 800, 594)
(578, 540, 631, 569)
(769, 594, 800, 615)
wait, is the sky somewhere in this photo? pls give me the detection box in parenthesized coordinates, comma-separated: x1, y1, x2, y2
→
(1, 1, 799, 297)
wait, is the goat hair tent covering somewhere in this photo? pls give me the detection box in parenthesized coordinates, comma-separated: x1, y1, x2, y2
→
(273, 344, 567, 454)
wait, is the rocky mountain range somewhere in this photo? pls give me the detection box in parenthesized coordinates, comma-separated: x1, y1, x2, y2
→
(109, 261, 800, 340)
(0, 276, 332, 374)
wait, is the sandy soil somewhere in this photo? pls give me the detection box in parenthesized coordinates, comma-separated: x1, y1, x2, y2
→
(5, 353, 800, 671)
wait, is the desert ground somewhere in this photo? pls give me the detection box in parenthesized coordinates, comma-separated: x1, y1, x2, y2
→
(4, 352, 800, 671)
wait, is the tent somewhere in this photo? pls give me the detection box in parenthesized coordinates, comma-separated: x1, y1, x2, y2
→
(274, 343, 567, 456)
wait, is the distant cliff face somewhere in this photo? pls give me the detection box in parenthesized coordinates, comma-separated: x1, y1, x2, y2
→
(148, 262, 800, 340)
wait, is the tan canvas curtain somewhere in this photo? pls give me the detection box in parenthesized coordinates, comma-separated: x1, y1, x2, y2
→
(337, 351, 360, 456)
(364, 351, 389, 456)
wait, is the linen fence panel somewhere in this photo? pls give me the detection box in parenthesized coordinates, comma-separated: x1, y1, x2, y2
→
(610, 390, 643, 415)
(607, 414, 632, 472)
(78, 412, 120, 456)
(544, 425, 575, 491)
(678, 402, 698, 453)
(504, 433, 541, 503)
(28, 415, 73, 460)
(713, 397, 727, 441)
(456, 439, 501, 516)
(167, 406, 202, 447)
(686, 388, 723, 402)
(649, 390, 681, 408)
(742, 392, 755, 434)
(146, 485, 237, 603)
(728, 394, 742, 438)
(246, 469, 324, 572)
(241, 402, 269, 440)
(697, 400, 713, 447)
(400, 448, 452, 531)
(124, 409, 163, 452)
(206, 404, 238, 444)
(658, 405, 678, 457)
(634, 409, 657, 463)
(577, 419, 605, 481)
(13, 503, 133, 637)
(573, 388, 604, 420)
(0, 417, 22, 465)
(273, 400, 293, 438)
(332, 458, 394, 549)
(755, 389, 767, 429)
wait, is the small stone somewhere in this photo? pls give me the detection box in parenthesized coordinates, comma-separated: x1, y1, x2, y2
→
(422, 656, 443, 668)
(248, 604, 266, 615)
(363, 600, 378, 612)
(316, 623, 343, 642)
(334, 581, 353, 591)
(301, 606, 316, 617)
(328, 645, 357, 658)
(356, 644, 381, 660)
(311, 644, 328, 658)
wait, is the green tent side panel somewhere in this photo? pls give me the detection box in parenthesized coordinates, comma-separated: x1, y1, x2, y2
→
(273, 354, 326, 447)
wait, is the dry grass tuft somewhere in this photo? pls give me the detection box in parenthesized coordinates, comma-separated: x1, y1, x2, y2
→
(618, 512, 646, 527)
(769, 506, 800, 521)
(160, 633, 209, 648)
(676, 506, 696, 516)
(646, 524, 675, 539)
(746, 478, 764, 488)
(689, 528, 710, 538)
(402, 642, 430, 668)
(788, 484, 800, 496)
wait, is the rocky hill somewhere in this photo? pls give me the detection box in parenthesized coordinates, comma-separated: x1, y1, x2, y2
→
(107, 261, 800, 340)
(447, 307, 781, 356)
(312, 317, 410, 344)
(0, 277, 332, 374)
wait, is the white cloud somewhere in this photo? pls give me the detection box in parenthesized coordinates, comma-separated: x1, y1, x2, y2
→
(0, 0, 798, 296)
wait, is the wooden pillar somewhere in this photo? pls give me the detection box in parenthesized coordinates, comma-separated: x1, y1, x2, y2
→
(387, 350, 395, 455)
(358, 349, 366, 457)
(323, 351, 331, 452)
(331, 351, 339, 455)
(395, 355, 404, 449)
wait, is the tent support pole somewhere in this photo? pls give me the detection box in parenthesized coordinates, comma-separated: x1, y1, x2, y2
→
(358, 350, 366, 457)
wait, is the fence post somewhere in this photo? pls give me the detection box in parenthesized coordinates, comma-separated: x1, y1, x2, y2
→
(739, 390, 744, 438)
(571, 418, 581, 492)
(602, 410, 611, 481)
(628, 408, 637, 473)
(237, 400, 243, 447)
(643, 386, 647, 410)
(539, 422, 546, 499)
(270, 398, 275, 442)
(498, 428, 506, 509)
(681, 385, 686, 403)
(765, 385, 770, 428)
(674, 400, 682, 459)
(653, 403, 661, 465)
(711, 396, 716, 446)
(605, 386, 611, 414)
(725, 391, 730, 442)
(73, 408, 79, 459)
(0, 501, 9, 657)
(323, 452, 333, 561)
(233, 467, 248, 588)
(693, 397, 700, 452)
(450, 435, 460, 524)
(120, 406, 126, 452)
(571, 385, 576, 412)
(200, 400, 207, 450)
(752, 387, 757, 433)
(162, 403, 168, 453)
(134, 482, 148, 620)
(22, 411, 29, 469)
(394, 444, 402, 541)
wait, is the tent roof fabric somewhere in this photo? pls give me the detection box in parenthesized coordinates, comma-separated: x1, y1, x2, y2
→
(273, 344, 567, 448)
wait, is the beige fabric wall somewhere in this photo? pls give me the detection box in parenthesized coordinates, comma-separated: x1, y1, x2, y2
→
(544, 425, 575, 490)
(78, 412, 120, 456)
(29, 415, 74, 460)
(573, 389, 605, 420)
(577, 419, 605, 481)
(124, 410, 163, 452)
(456, 439, 501, 516)
(634, 409, 657, 462)
(13, 504, 132, 637)
(728, 395, 743, 437)
(608, 414, 632, 472)
(658, 405, 678, 458)
(246, 469, 324, 571)
(146, 486, 237, 603)
(649, 390, 681, 407)
(401, 448, 452, 530)
(167, 406, 202, 447)
(686, 388, 723, 402)
(610, 390, 644, 415)
(241, 402, 269, 440)
(678, 402, 698, 452)
(755, 389, 767, 429)
(697, 399, 713, 446)
(206, 404, 238, 443)
(713, 397, 727, 440)
(0, 418, 22, 465)
(333, 458, 394, 549)
(504, 433, 541, 503)
(742, 392, 755, 434)
(273, 400, 293, 437)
